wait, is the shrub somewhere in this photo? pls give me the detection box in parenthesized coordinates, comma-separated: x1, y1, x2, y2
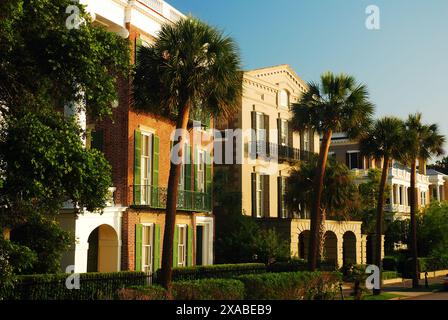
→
(156, 263, 266, 282)
(383, 256, 398, 271)
(116, 286, 167, 300)
(172, 279, 245, 300)
(382, 271, 400, 280)
(238, 272, 341, 300)
(267, 259, 307, 273)
(3, 271, 148, 300)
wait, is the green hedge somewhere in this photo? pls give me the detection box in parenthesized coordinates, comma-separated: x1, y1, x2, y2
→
(237, 272, 341, 300)
(2, 271, 148, 300)
(382, 271, 400, 280)
(118, 279, 245, 300)
(173, 279, 245, 300)
(155, 263, 267, 282)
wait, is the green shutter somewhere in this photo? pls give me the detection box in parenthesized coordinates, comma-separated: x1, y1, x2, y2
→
(152, 135, 160, 187)
(278, 176, 283, 219)
(288, 121, 293, 148)
(135, 37, 143, 62)
(135, 224, 143, 271)
(153, 224, 161, 272)
(205, 152, 212, 194)
(173, 225, 179, 267)
(134, 130, 142, 205)
(277, 118, 282, 145)
(194, 145, 199, 192)
(251, 173, 257, 218)
(185, 145, 192, 191)
(187, 225, 193, 266)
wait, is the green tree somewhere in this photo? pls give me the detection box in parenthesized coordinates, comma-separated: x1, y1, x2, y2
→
(417, 202, 448, 259)
(134, 17, 242, 293)
(0, 0, 130, 119)
(403, 113, 445, 288)
(215, 213, 289, 265)
(285, 157, 359, 260)
(10, 216, 73, 274)
(291, 74, 374, 271)
(428, 156, 448, 175)
(359, 117, 405, 294)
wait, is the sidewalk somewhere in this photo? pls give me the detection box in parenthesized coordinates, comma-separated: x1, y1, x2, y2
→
(383, 277, 445, 300)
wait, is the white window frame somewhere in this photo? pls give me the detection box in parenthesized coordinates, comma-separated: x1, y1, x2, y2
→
(303, 131, 310, 151)
(279, 90, 289, 109)
(280, 176, 287, 218)
(142, 224, 154, 273)
(256, 174, 264, 218)
(280, 119, 288, 146)
(141, 131, 153, 205)
(256, 112, 266, 142)
(178, 143, 187, 190)
(197, 149, 206, 193)
(347, 150, 361, 170)
(177, 225, 187, 267)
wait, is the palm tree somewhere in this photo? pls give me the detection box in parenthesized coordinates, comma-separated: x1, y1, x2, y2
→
(133, 17, 242, 293)
(359, 117, 405, 294)
(403, 113, 445, 288)
(291, 72, 374, 271)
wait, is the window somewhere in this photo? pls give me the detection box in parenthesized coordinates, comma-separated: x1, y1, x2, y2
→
(346, 151, 363, 170)
(303, 131, 310, 151)
(280, 176, 288, 218)
(421, 192, 427, 206)
(141, 132, 153, 204)
(177, 225, 187, 267)
(280, 119, 288, 146)
(142, 224, 154, 273)
(197, 150, 206, 192)
(178, 143, 187, 190)
(256, 174, 264, 218)
(279, 90, 289, 108)
(256, 113, 266, 142)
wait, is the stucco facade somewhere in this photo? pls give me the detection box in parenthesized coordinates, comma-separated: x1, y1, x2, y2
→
(215, 65, 367, 267)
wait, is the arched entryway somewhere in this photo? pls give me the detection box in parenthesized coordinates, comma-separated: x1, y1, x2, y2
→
(323, 231, 338, 265)
(298, 231, 310, 260)
(343, 231, 357, 266)
(87, 224, 119, 273)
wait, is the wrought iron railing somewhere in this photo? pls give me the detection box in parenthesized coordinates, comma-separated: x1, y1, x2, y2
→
(132, 185, 212, 213)
(248, 141, 315, 162)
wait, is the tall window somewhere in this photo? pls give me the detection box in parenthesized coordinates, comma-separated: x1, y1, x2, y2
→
(179, 143, 187, 190)
(346, 151, 363, 170)
(303, 131, 310, 151)
(142, 224, 154, 273)
(256, 113, 266, 142)
(280, 176, 288, 218)
(197, 150, 206, 192)
(421, 191, 427, 206)
(280, 119, 288, 146)
(256, 174, 264, 218)
(141, 132, 153, 204)
(177, 225, 187, 267)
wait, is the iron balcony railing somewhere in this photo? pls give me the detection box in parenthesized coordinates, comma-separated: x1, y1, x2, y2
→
(132, 185, 212, 213)
(248, 141, 315, 162)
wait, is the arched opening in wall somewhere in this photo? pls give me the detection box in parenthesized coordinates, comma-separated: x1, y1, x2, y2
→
(298, 231, 310, 260)
(87, 224, 119, 273)
(323, 231, 338, 266)
(343, 231, 357, 266)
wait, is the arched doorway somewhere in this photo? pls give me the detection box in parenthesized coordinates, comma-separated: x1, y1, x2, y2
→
(87, 224, 119, 273)
(298, 231, 310, 260)
(323, 231, 338, 265)
(343, 231, 357, 266)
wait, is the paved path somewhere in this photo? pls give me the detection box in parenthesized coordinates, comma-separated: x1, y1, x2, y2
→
(407, 291, 448, 300)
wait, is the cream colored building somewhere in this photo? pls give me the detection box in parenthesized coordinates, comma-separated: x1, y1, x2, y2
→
(215, 65, 368, 267)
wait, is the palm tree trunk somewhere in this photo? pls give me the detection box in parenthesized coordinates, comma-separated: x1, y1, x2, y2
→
(308, 129, 332, 271)
(410, 160, 419, 288)
(318, 210, 326, 263)
(373, 155, 389, 295)
(160, 102, 191, 296)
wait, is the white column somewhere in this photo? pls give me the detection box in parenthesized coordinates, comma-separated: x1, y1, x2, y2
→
(437, 185, 441, 201)
(74, 242, 89, 273)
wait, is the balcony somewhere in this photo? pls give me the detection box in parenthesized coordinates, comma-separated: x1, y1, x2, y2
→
(132, 185, 212, 213)
(248, 141, 315, 163)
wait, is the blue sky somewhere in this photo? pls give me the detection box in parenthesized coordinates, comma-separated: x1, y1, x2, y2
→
(168, 0, 448, 157)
